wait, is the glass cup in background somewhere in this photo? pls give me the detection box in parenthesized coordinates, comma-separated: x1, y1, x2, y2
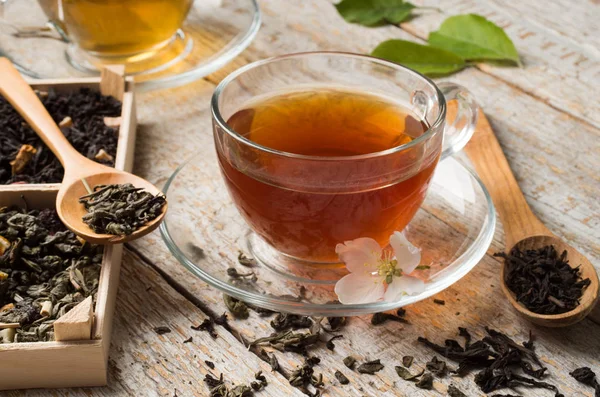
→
(212, 52, 478, 270)
(37, 0, 193, 73)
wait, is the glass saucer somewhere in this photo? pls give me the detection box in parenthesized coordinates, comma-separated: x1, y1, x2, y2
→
(160, 148, 496, 316)
(0, 0, 260, 91)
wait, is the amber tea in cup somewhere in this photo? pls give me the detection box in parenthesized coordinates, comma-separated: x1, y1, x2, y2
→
(213, 53, 478, 267)
(38, 0, 193, 70)
(223, 89, 436, 262)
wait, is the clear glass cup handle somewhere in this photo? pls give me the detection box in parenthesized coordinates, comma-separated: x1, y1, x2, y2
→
(438, 82, 479, 160)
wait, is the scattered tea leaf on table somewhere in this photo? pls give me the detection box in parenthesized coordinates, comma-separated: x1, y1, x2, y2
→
(371, 40, 466, 76)
(425, 356, 447, 376)
(154, 326, 171, 335)
(191, 318, 218, 338)
(335, 0, 415, 26)
(448, 384, 468, 397)
(251, 371, 268, 391)
(415, 372, 434, 389)
(223, 295, 250, 319)
(395, 366, 423, 381)
(428, 14, 520, 64)
(569, 367, 600, 396)
(357, 359, 385, 374)
(270, 313, 312, 331)
(334, 370, 350, 385)
(418, 327, 565, 396)
(371, 311, 408, 325)
(343, 356, 357, 369)
(325, 334, 343, 351)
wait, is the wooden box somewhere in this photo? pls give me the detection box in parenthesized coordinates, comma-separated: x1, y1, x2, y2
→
(0, 69, 136, 390)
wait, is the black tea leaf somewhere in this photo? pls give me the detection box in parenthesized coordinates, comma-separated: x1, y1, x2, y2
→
(343, 356, 356, 370)
(415, 372, 434, 389)
(447, 384, 467, 397)
(395, 366, 423, 381)
(495, 245, 590, 314)
(335, 370, 350, 385)
(0, 89, 120, 185)
(357, 359, 384, 375)
(154, 326, 171, 335)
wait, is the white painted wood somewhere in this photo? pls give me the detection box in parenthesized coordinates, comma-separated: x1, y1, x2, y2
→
(395, 0, 600, 129)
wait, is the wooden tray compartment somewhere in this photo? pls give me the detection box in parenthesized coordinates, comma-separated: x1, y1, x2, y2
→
(0, 69, 136, 390)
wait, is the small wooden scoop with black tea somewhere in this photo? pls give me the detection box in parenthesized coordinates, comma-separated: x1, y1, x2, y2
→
(464, 109, 598, 327)
(0, 58, 167, 244)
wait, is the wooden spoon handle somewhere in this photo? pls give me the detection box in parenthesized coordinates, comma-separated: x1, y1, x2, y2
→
(0, 58, 88, 169)
(464, 110, 551, 249)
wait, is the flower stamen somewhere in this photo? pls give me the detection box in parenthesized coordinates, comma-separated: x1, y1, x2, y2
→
(376, 250, 401, 285)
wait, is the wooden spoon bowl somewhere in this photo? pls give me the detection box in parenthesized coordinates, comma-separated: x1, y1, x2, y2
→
(0, 58, 166, 245)
(464, 109, 599, 327)
(57, 169, 167, 244)
(501, 236, 599, 327)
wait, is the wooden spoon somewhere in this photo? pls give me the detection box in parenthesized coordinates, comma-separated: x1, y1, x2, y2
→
(0, 58, 167, 244)
(464, 109, 598, 327)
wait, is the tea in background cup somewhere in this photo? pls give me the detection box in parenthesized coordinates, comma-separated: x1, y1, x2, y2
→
(212, 52, 479, 266)
(38, 0, 193, 70)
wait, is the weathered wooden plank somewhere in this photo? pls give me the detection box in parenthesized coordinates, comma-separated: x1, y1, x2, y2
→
(479, 0, 600, 52)
(6, 251, 303, 397)
(131, 227, 600, 397)
(321, 0, 600, 129)
(395, 0, 600, 129)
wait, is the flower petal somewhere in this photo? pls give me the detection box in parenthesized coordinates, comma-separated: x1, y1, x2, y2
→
(335, 237, 382, 273)
(390, 231, 421, 274)
(334, 273, 385, 304)
(383, 275, 425, 302)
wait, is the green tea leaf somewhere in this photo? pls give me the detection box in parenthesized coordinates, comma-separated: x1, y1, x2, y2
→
(428, 14, 520, 64)
(371, 39, 466, 76)
(335, 0, 415, 26)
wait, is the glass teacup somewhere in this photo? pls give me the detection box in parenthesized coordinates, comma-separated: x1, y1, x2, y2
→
(37, 0, 193, 73)
(212, 52, 478, 268)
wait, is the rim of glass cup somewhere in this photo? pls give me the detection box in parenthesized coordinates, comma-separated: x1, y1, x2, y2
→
(211, 51, 447, 161)
(160, 156, 496, 316)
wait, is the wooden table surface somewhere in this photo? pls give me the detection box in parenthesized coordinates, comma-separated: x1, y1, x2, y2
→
(9, 0, 600, 396)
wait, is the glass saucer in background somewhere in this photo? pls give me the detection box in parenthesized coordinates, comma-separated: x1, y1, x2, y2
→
(160, 146, 496, 317)
(0, 0, 260, 91)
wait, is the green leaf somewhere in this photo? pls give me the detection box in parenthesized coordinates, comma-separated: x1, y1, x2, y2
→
(428, 14, 520, 64)
(335, 0, 416, 26)
(371, 39, 466, 76)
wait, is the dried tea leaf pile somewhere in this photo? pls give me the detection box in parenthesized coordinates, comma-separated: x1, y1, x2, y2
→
(0, 89, 120, 184)
(79, 183, 166, 236)
(496, 245, 590, 314)
(0, 207, 102, 342)
(419, 327, 564, 396)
